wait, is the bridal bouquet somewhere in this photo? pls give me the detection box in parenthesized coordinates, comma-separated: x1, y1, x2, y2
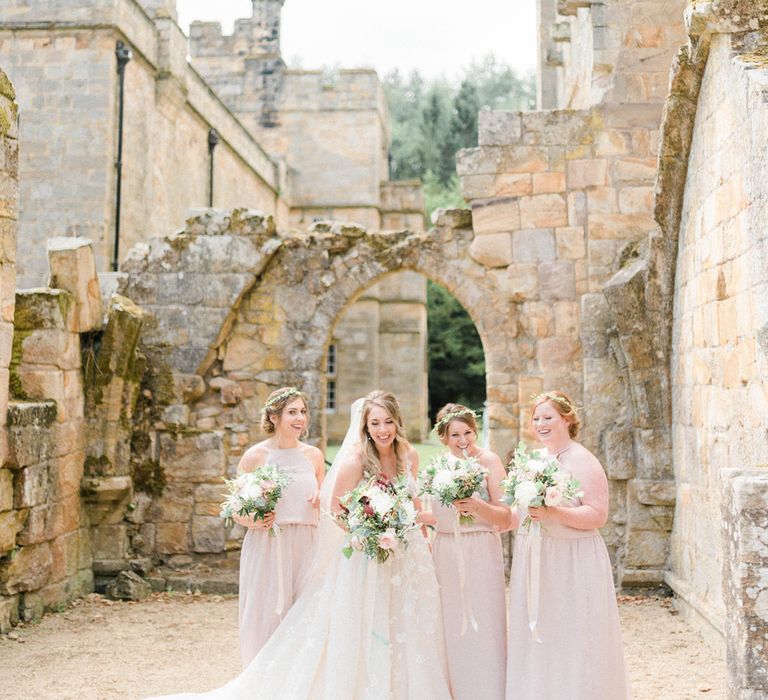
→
(420, 453, 488, 525)
(501, 441, 582, 528)
(220, 465, 291, 536)
(336, 475, 419, 563)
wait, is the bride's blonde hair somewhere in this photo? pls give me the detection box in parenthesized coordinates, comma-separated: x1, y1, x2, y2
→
(358, 390, 409, 477)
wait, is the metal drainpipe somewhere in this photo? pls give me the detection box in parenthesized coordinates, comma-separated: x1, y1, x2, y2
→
(208, 128, 219, 207)
(113, 40, 133, 271)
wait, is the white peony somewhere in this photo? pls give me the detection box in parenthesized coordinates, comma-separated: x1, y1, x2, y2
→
(369, 489, 395, 516)
(432, 470, 456, 492)
(514, 480, 540, 508)
(242, 483, 264, 501)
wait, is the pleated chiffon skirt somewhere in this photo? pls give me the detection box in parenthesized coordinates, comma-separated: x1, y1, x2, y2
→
(433, 530, 507, 700)
(506, 527, 630, 699)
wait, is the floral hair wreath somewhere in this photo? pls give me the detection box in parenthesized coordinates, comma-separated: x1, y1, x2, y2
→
(529, 392, 578, 413)
(432, 408, 480, 434)
(264, 387, 301, 410)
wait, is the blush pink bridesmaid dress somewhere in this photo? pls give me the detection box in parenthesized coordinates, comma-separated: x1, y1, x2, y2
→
(238, 447, 318, 667)
(431, 479, 507, 700)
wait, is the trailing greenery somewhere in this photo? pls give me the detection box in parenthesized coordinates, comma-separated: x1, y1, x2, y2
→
(382, 54, 533, 419)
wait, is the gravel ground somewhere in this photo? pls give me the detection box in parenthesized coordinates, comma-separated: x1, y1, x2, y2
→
(0, 592, 726, 699)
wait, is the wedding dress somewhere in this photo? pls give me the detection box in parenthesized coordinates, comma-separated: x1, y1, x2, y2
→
(148, 400, 452, 700)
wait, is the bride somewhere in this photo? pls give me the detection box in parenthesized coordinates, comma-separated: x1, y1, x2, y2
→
(149, 390, 452, 699)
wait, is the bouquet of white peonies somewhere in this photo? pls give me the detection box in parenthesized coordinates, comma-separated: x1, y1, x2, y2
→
(335, 474, 419, 563)
(501, 441, 583, 528)
(420, 453, 488, 525)
(220, 465, 291, 536)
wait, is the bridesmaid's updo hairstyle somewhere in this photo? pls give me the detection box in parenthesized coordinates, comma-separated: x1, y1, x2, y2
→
(433, 403, 479, 441)
(530, 390, 580, 438)
(261, 386, 309, 434)
(359, 390, 409, 477)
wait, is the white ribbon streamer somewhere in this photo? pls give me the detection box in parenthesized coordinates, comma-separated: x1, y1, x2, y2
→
(274, 524, 285, 616)
(454, 511, 479, 636)
(525, 520, 543, 643)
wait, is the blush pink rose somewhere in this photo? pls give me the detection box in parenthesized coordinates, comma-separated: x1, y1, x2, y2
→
(544, 486, 563, 507)
(378, 529, 397, 550)
(350, 535, 365, 551)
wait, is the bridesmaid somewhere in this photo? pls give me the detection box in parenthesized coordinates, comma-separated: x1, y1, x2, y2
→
(431, 403, 511, 700)
(234, 387, 325, 668)
(506, 390, 630, 699)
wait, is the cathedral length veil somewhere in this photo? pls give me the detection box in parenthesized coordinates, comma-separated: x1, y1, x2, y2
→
(147, 399, 390, 700)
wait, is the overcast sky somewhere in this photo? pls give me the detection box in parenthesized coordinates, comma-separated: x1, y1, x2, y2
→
(176, 0, 537, 80)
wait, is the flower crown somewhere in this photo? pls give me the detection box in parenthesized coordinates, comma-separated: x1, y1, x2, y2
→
(529, 392, 577, 412)
(432, 408, 479, 433)
(265, 387, 301, 410)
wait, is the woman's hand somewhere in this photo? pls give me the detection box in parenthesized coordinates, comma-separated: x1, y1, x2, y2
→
(307, 489, 321, 510)
(527, 505, 559, 523)
(234, 512, 276, 529)
(453, 496, 480, 517)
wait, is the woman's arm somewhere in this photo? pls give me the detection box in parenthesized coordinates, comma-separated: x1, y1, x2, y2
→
(304, 445, 326, 508)
(330, 454, 364, 517)
(408, 447, 435, 527)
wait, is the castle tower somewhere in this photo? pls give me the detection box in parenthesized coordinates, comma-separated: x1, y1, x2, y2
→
(189, 0, 286, 129)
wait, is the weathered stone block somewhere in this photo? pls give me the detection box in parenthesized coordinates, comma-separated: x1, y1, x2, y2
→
(91, 524, 128, 561)
(505, 264, 540, 301)
(468, 233, 513, 268)
(624, 530, 669, 568)
(20, 329, 80, 370)
(147, 484, 194, 522)
(539, 261, 576, 300)
(722, 468, 768, 696)
(13, 462, 54, 509)
(155, 522, 189, 554)
(0, 594, 19, 633)
(602, 428, 636, 479)
(519, 194, 567, 228)
(191, 515, 225, 553)
(0, 542, 52, 594)
(633, 479, 676, 506)
(50, 530, 80, 583)
(0, 468, 12, 511)
(47, 237, 103, 332)
(0, 509, 26, 554)
(471, 198, 521, 234)
(14, 289, 75, 332)
(532, 171, 566, 194)
(567, 159, 608, 188)
(159, 431, 226, 482)
(478, 110, 522, 146)
(512, 229, 556, 263)
(105, 570, 151, 601)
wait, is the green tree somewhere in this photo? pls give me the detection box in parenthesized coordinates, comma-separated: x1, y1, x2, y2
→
(426, 280, 486, 419)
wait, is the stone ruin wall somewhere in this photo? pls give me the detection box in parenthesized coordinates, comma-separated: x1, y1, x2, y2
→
(665, 5, 768, 691)
(0, 0, 282, 288)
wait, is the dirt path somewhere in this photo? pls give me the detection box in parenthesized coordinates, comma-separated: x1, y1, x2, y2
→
(0, 593, 725, 699)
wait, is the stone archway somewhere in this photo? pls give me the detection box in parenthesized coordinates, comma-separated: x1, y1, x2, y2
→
(139, 209, 523, 454)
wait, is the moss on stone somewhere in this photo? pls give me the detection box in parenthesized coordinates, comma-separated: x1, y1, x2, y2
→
(84, 454, 112, 477)
(132, 457, 166, 498)
(9, 329, 30, 400)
